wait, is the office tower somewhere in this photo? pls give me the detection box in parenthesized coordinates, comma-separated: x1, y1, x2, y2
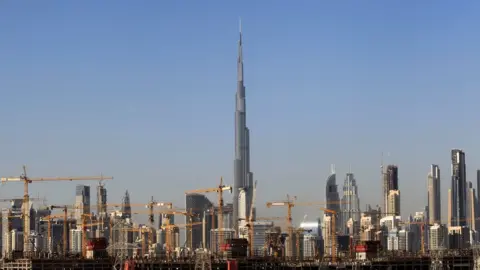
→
(429, 223, 446, 250)
(383, 165, 398, 216)
(96, 184, 107, 217)
(450, 149, 467, 227)
(69, 229, 82, 254)
(233, 22, 254, 235)
(325, 165, 340, 231)
(466, 182, 476, 231)
(186, 194, 214, 249)
(387, 190, 400, 216)
(427, 165, 441, 224)
(121, 190, 131, 219)
(75, 185, 90, 221)
(340, 172, 361, 234)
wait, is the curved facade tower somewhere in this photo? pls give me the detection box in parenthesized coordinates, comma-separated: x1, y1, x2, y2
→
(233, 22, 254, 235)
(325, 165, 340, 231)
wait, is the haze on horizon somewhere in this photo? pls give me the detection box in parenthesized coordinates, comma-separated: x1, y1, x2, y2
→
(1, 1, 479, 224)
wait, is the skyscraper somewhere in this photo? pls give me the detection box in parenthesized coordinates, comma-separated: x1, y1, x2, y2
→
(340, 172, 361, 234)
(466, 181, 477, 231)
(427, 165, 441, 224)
(233, 22, 254, 235)
(75, 185, 90, 221)
(383, 165, 398, 216)
(450, 149, 467, 227)
(325, 165, 340, 231)
(185, 194, 214, 249)
(96, 184, 107, 217)
(121, 190, 131, 219)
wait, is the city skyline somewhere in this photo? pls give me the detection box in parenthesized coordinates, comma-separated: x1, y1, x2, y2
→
(1, 2, 480, 225)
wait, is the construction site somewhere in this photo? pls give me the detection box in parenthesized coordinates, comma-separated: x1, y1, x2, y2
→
(0, 168, 478, 270)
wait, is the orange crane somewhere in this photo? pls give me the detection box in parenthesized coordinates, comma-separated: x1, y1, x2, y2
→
(266, 198, 345, 258)
(1, 166, 112, 256)
(266, 195, 296, 257)
(49, 204, 79, 255)
(185, 177, 232, 247)
(119, 226, 151, 257)
(80, 213, 95, 257)
(398, 220, 427, 255)
(145, 197, 173, 226)
(161, 222, 202, 253)
(320, 207, 337, 263)
(132, 209, 196, 250)
(40, 214, 64, 253)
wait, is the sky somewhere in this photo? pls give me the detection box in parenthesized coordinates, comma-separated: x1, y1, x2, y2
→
(1, 1, 480, 225)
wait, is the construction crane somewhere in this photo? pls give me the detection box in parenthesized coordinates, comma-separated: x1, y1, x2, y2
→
(80, 213, 95, 257)
(266, 195, 296, 257)
(119, 226, 151, 257)
(295, 228, 312, 260)
(0, 196, 45, 204)
(161, 222, 202, 254)
(132, 209, 196, 251)
(398, 220, 428, 255)
(145, 197, 173, 226)
(185, 177, 232, 247)
(49, 205, 78, 256)
(320, 207, 337, 263)
(1, 166, 112, 256)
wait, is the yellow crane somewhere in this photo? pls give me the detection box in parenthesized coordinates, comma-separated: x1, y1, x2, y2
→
(266, 195, 296, 257)
(1, 166, 112, 256)
(185, 177, 232, 247)
(39, 214, 64, 253)
(132, 209, 196, 251)
(161, 222, 202, 254)
(119, 226, 151, 257)
(266, 198, 345, 258)
(49, 204, 79, 255)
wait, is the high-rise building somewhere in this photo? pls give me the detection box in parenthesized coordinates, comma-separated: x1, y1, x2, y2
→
(325, 165, 340, 231)
(186, 194, 214, 249)
(427, 165, 441, 224)
(340, 172, 361, 234)
(387, 190, 400, 217)
(429, 223, 446, 250)
(450, 149, 467, 227)
(96, 184, 107, 217)
(121, 190, 131, 219)
(383, 165, 398, 216)
(233, 22, 254, 235)
(69, 229, 82, 254)
(75, 185, 90, 221)
(466, 182, 476, 231)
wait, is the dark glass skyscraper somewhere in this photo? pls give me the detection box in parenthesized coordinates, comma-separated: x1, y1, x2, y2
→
(450, 149, 466, 227)
(186, 194, 214, 249)
(427, 165, 441, 224)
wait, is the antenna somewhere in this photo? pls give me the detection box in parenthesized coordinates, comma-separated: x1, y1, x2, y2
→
(331, 164, 336, 174)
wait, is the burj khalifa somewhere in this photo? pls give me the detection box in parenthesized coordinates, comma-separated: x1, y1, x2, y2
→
(233, 22, 254, 235)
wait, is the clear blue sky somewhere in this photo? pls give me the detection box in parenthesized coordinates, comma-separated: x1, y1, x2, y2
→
(1, 1, 480, 224)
